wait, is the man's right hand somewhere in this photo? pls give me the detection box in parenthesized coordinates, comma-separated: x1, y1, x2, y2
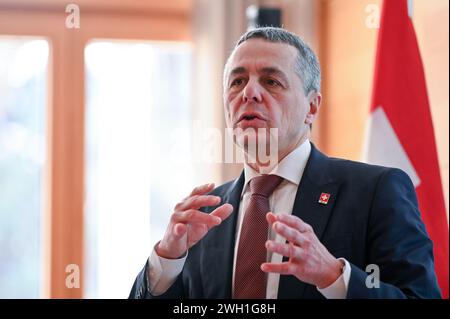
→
(156, 183, 234, 259)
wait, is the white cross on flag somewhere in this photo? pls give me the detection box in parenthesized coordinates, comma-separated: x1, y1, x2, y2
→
(364, 0, 448, 297)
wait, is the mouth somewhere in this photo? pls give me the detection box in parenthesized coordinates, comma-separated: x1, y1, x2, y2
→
(237, 112, 266, 123)
(236, 112, 267, 130)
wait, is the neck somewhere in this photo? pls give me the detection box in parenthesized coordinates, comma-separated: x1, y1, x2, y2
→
(246, 134, 309, 173)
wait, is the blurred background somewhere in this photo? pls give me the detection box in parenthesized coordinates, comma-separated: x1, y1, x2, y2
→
(0, 0, 448, 298)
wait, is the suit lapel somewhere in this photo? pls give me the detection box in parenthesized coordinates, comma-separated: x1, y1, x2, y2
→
(201, 172, 245, 298)
(278, 143, 341, 299)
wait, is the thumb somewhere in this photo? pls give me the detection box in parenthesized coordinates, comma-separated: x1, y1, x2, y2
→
(173, 223, 187, 238)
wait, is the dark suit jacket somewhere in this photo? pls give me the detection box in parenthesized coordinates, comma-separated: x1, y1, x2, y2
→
(129, 143, 441, 299)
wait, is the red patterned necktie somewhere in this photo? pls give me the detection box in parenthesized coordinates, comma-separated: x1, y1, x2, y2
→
(234, 174, 284, 299)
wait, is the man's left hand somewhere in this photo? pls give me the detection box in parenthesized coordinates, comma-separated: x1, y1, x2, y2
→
(261, 212, 343, 289)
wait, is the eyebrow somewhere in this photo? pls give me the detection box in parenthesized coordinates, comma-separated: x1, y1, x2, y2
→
(229, 67, 247, 78)
(228, 66, 289, 84)
(260, 67, 289, 84)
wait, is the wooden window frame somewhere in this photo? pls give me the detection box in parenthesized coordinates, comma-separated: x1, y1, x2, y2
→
(0, 0, 191, 298)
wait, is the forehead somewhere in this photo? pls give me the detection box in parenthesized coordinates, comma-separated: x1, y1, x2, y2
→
(227, 38, 298, 74)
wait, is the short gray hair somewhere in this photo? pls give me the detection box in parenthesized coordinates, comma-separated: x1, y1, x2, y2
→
(225, 27, 321, 95)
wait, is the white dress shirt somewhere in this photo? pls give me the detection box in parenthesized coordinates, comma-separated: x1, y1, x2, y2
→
(147, 140, 351, 298)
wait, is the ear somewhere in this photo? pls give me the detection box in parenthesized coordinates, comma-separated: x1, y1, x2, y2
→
(305, 92, 322, 125)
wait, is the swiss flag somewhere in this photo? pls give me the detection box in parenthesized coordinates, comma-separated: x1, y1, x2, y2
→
(364, 0, 449, 297)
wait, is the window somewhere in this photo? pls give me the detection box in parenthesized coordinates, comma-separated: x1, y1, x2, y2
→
(0, 0, 191, 298)
(0, 37, 49, 298)
(84, 40, 193, 298)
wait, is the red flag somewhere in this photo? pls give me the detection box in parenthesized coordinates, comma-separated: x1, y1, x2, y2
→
(365, 0, 449, 298)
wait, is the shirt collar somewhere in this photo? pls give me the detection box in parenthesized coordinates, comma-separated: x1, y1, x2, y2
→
(243, 139, 311, 190)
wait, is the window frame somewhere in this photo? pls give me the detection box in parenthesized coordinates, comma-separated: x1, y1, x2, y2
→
(0, 0, 191, 298)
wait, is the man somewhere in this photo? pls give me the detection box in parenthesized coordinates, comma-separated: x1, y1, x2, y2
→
(129, 27, 441, 299)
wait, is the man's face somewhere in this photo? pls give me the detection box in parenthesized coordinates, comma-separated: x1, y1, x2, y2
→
(223, 38, 320, 163)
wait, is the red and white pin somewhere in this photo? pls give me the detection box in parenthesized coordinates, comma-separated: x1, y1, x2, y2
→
(318, 193, 330, 205)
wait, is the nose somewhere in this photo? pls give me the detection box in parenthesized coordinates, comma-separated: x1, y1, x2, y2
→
(242, 79, 262, 104)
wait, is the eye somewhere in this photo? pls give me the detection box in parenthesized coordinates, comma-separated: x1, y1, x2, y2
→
(230, 77, 245, 87)
(265, 78, 281, 87)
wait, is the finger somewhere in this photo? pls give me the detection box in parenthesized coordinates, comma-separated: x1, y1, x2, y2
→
(173, 223, 187, 238)
(172, 209, 222, 226)
(176, 195, 221, 211)
(210, 203, 234, 222)
(272, 221, 306, 246)
(274, 213, 313, 233)
(260, 262, 296, 275)
(189, 183, 215, 197)
(266, 212, 277, 225)
(265, 240, 303, 259)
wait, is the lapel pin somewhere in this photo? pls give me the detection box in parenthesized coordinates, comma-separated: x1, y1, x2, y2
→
(318, 192, 330, 205)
